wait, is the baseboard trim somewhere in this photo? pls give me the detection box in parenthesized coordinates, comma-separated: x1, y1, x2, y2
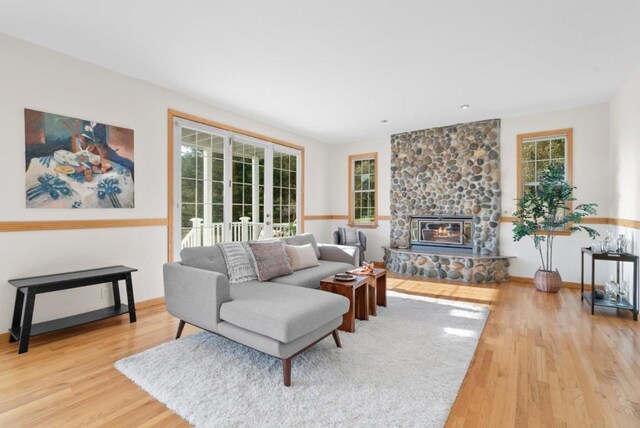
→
(510, 275, 589, 290)
(136, 297, 166, 309)
(0, 296, 166, 342)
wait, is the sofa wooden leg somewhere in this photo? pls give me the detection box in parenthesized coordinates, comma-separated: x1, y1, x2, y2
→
(176, 320, 186, 340)
(332, 329, 342, 348)
(283, 358, 292, 387)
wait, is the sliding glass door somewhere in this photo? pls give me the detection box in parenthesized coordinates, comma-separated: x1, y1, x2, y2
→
(230, 136, 270, 242)
(179, 126, 226, 248)
(173, 118, 301, 257)
(273, 147, 300, 237)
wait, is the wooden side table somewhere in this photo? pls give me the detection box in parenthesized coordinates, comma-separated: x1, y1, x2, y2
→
(348, 268, 387, 316)
(320, 275, 369, 332)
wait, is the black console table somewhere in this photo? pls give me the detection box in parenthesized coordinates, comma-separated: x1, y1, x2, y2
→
(8, 265, 138, 354)
(581, 247, 638, 321)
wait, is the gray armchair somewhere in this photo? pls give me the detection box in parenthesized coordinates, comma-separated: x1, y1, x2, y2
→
(333, 229, 367, 266)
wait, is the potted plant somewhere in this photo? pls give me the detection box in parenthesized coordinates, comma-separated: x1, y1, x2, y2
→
(512, 164, 599, 293)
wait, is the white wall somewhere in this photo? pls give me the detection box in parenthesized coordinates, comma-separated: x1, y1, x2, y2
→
(0, 34, 333, 330)
(609, 66, 640, 303)
(609, 67, 640, 222)
(500, 103, 611, 283)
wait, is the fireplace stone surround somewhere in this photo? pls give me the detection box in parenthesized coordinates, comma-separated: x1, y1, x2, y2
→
(389, 118, 502, 255)
(385, 119, 511, 283)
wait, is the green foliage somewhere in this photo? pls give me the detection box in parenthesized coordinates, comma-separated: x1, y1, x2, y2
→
(512, 164, 599, 271)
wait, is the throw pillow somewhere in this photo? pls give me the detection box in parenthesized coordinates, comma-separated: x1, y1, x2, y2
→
(217, 242, 258, 284)
(249, 240, 293, 282)
(339, 227, 361, 246)
(284, 243, 320, 271)
(282, 233, 321, 258)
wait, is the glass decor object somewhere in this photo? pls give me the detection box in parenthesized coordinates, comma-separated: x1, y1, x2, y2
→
(618, 280, 629, 302)
(605, 276, 618, 300)
(616, 234, 627, 254)
(602, 230, 616, 253)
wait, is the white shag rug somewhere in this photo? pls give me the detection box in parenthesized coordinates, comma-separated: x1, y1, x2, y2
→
(115, 291, 489, 427)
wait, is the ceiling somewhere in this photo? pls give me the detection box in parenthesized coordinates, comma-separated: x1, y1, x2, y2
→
(1, 0, 639, 144)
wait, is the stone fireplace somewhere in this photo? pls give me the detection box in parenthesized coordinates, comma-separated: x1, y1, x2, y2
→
(384, 118, 512, 283)
(389, 118, 502, 256)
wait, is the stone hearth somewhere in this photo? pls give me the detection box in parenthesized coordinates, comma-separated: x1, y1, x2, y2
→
(384, 247, 511, 283)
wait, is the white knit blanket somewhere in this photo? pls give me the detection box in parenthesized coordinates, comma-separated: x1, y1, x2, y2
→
(217, 242, 257, 284)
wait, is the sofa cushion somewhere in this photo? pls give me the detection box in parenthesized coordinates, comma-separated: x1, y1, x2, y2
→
(338, 226, 361, 246)
(284, 243, 319, 271)
(281, 233, 321, 259)
(249, 240, 293, 281)
(269, 260, 355, 289)
(180, 245, 229, 277)
(220, 281, 349, 343)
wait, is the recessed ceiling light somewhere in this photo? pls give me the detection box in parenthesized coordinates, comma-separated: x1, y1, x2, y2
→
(380, 119, 388, 123)
(460, 104, 470, 110)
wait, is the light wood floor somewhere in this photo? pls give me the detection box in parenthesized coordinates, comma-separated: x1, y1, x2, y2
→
(0, 276, 638, 427)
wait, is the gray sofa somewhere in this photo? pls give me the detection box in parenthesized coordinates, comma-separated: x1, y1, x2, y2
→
(163, 234, 359, 386)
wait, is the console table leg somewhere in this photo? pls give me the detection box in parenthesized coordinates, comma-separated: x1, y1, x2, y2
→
(111, 280, 121, 308)
(125, 274, 137, 323)
(18, 289, 36, 354)
(634, 260, 638, 322)
(591, 257, 595, 315)
(581, 251, 584, 301)
(10, 289, 25, 343)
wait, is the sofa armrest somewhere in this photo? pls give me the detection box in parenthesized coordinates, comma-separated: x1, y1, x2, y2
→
(318, 244, 359, 267)
(163, 262, 231, 332)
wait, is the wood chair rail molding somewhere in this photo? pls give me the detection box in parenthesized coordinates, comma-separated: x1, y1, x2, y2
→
(167, 109, 306, 262)
(302, 214, 391, 221)
(0, 218, 168, 233)
(501, 216, 640, 229)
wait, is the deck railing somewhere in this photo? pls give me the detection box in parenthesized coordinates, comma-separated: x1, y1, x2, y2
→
(181, 217, 296, 248)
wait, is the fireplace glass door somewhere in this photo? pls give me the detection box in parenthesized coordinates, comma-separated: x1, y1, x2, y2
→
(419, 220, 464, 245)
(410, 216, 474, 249)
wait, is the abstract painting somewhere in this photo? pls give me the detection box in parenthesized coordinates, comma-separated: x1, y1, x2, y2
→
(24, 109, 135, 208)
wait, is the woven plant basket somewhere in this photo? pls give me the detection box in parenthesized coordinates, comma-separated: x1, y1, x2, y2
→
(533, 269, 562, 293)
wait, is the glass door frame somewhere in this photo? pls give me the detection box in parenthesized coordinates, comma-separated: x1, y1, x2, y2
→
(172, 117, 302, 260)
(272, 144, 302, 237)
(173, 118, 230, 260)
(230, 133, 273, 241)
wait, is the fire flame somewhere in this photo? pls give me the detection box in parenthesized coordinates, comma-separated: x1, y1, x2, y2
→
(435, 225, 454, 238)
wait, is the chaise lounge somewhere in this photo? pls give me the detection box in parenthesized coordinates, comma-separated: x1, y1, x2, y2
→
(163, 234, 359, 386)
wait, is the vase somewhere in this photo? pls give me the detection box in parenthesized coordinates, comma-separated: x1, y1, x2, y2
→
(533, 269, 562, 293)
